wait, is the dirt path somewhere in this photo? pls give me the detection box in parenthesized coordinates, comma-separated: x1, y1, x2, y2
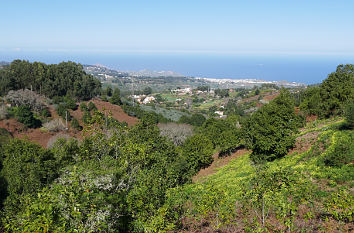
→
(192, 149, 249, 182)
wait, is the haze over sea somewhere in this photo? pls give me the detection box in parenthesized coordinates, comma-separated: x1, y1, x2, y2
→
(2, 51, 354, 85)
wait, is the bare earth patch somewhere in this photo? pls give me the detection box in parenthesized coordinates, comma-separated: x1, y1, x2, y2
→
(289, 131, 320, 155)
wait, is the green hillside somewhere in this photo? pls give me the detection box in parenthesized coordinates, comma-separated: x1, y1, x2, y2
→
(152, 118, 353, 232)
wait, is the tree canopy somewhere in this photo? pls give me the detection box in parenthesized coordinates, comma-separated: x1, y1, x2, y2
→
(0, 60, 101, 100)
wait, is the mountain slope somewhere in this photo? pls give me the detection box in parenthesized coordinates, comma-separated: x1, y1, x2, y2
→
(153, 118, 353, 232)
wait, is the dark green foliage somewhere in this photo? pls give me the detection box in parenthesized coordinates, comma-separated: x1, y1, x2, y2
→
(143, 86, 152, 95)
(244, 90, 299, 162)
(0, 60, 101, 100)
(225, 99, 245, 116)
(323, 131, 354, 167)
(106, 85, 113, 96)
(56, 104, 72, 121)
(255, 88, 260, 95)
(300, 64, 354, 118)
(50, 138, 79, 168)
(0, 128, 12, 147)
(178, 113, 206, 126)
(181, 134, 214, 174)
(110, 87, 122, 105)
(15, 106, 41, 128)
(87, 101, 97, 111)
(82, 110, 92, 124)
(63, 96, 77, 110)
(345, 101, 354, 129)
(197, 85, 209, 92)
(40, 108, 51, 117)
(154, 94, 164, 102)
(0, 139, 58, 213)
(214, 88, 229, 98)
(199, 115, 241, 154)
(79, 102, 88, 112)
(70, 118, 82, 131)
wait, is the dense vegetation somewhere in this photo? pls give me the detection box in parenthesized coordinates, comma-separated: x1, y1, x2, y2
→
(0, 63, 352, 232)
(0, 60, 101, 100)
(299, 64, 353, 118)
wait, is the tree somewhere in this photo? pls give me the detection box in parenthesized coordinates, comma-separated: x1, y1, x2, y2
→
(0, 60, 102, 100)
(0, 139, 58, 213)
(182, 134, 214, 173)
(319, 64, 353, 117)
(345, 101, 354, 129)
(244, 90, 299, 162)
(143, 86, 152, 95)
(106, 86, 113, 96)
(110, 88, 122, 105)
(300, 64, 354, 118)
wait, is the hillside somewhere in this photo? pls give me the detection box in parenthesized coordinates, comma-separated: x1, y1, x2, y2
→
(158, 118, 353, 232)
(0, 99, 138, 148)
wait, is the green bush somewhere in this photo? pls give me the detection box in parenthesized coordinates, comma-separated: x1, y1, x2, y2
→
(63, 96, 77, 110)
(244, 90, 299, 162)
(71, 118, 82, 131)
(182, 134, 214, 173)
(345, 101, 354, 129)
(87, 101, 97, 111)
(16, 106, 41, 128)
(0, 128, 12, 146)
(0, 139, 58, 213)
(56, 104, 72, 121)
(79, 102, 88, 112)
(41, 108, 51, 117)
(82, 110, 92, 124)
(110, 88, 122, 105)
(323, 132, 354, 167)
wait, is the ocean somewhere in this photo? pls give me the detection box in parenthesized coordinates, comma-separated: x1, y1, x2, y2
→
(1, 51, 353, 84)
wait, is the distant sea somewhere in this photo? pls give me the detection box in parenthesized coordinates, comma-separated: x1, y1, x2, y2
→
(2, 51, 354, 84)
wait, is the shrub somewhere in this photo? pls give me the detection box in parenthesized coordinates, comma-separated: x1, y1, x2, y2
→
(87, 102, 97, 111)
(244, 90, 299, 162)
(56, 104, 72, 121)
(0, 128, 12, 146)
(323, 132, 354, 167)
(5, 89, 48, 112)
(16, 106, 41, 128)
(110, 88, 122, 105)
(63, 96, 77, 110)
(43, 119, 66, 132)
(71, 118, 82, 131)
(80, 102, 88, 112)
(41, 108, 51, 117)
(182, 134, 214, 173)
(82, 110, 92, 124)
(345, 101, 354, 129)
(0, 139, 58, 212)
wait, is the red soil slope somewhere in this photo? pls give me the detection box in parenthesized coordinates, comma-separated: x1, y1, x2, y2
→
(0, 99, 138, 148)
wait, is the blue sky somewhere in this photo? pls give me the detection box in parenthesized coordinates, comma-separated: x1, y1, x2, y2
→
(1, 0, 354, 55)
